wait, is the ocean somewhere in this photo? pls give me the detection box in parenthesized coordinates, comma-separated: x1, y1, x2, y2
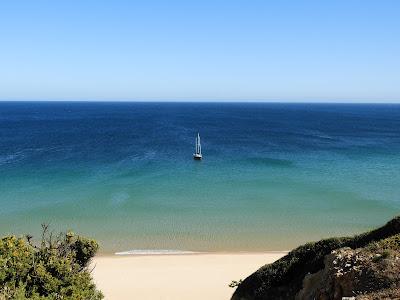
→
(0, 102, 399, 253)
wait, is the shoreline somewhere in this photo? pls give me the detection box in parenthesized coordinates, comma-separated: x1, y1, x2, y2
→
(95, 250, 289, 257)
(92, 251, 287, 300)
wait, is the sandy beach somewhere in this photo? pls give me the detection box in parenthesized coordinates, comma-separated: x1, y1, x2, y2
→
(92, 252, 286, 300)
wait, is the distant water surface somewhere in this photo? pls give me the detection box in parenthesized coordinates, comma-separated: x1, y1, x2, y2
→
(0, 102, 399, 253)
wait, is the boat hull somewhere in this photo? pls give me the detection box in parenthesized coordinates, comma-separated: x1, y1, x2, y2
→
(193, 154, 202, 160)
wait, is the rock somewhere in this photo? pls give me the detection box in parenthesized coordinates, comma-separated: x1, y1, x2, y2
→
(296, 247, 400, 300)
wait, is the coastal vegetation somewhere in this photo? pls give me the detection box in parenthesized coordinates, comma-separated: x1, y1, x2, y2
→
(0, 225, 102, 300)
(232, 216, 400, 300)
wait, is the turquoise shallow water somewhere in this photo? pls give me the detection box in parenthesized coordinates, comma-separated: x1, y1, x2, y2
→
(0, 102, 399, 253)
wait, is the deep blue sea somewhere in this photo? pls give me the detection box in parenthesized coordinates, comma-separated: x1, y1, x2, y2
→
(1, 102, 399, 253)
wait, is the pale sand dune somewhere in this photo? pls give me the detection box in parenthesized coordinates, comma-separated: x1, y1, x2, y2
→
(92, 252, 286, 300)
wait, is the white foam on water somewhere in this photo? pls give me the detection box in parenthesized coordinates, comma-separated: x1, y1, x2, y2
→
(114, 249, 200, 255)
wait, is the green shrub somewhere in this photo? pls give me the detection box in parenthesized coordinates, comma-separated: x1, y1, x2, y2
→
(0, 225, 103, 300)
(367, 233, 400, 252)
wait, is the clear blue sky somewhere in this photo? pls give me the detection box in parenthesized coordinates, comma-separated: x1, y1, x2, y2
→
(0, 0, 399, 102)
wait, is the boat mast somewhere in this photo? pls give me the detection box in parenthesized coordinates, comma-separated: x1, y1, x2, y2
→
(197, 133, 201, 155)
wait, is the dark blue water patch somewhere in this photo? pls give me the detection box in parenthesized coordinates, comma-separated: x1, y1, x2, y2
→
(244, 157, 295, 168)
(1, 102, 400, 164)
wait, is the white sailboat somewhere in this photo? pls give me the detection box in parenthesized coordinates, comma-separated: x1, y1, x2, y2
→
(193, 133, 202, 160)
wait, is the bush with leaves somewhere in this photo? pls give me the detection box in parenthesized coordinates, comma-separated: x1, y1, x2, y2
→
(0, 224, 103, 300)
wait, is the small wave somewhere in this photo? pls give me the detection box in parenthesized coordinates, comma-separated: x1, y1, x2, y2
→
(115, 249, 200, 255)
(301, 129, 336, 141)
(0, 153, 25, 165)
(110, 192, 130, 206)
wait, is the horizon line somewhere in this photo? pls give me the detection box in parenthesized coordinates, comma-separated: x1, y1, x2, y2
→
(1, 99, 400, 104)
